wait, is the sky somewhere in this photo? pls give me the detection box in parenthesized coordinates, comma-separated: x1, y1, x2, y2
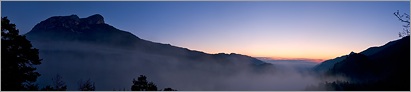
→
(1, 1, 409, 61)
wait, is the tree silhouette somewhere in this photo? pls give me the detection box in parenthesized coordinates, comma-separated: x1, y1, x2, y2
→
(131, 75, 158, 91)
(131, 75, 178, 91)
(1, 17, 42, 91)
(394, 10, 410, 37)
(163, 87, 177, 91)
(23, 83, 40, 91)
(41, 74, 67, 91)
(51, 74, 67, 91)
(41, 85, 55, 91)
(131, 75, 177, 91)
(78, 79, 96, 91)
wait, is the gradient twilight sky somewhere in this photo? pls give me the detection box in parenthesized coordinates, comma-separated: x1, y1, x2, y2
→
(1, 1, 410, 61)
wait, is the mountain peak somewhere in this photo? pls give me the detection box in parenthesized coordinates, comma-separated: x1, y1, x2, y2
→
(29, 14, 107, 33)
(349, 51, 356, 55)
(25, 14, 143, 48)
(82, 14, 104, 24)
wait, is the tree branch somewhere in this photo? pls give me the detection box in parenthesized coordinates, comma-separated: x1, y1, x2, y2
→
(394, 10, 410, 24)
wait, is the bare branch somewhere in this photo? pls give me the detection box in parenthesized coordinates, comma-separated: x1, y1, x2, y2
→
(394, 10, 410, 24)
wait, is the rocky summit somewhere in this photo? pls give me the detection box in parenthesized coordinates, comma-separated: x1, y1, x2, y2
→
(30, 14, 105, 33)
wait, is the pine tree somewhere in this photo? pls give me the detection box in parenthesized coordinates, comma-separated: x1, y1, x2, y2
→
(1, 17, 42, 91)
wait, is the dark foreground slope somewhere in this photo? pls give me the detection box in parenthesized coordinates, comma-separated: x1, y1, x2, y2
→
(312, 36, 410, 91)
(25, 14, 276, 91)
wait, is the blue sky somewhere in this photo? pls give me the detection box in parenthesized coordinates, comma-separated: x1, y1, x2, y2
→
(2, 1, 409, 60)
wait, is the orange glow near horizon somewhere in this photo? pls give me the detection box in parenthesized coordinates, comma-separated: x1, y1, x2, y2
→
(179, 39, 382, 63)
(2, 1, 406, 65)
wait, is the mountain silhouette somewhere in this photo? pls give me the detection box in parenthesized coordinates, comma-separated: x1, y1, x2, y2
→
(24, 14, 275, 90)
(26, 14, 140, 48)
(313, 55, 347, 73)
(26, 14, 268, 66)
(313, 36, 410, 90)
(314, 36, 409, 72)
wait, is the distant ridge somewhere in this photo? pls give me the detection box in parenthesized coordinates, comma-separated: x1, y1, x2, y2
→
(256, 57, 323, 63)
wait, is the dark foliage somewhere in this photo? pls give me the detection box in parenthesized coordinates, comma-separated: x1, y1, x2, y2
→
(40, 74, 67, 91)
(23, 83, 40, 91)
(113, 88, 127, 91)
(51, 74, 68, 91)
(131, 75, 177, 91)
(163, 88, 177, 91)
(78, 79, 96, 91)
(41, 85, 55, 91)
(1, 17, 42, 91)
(131, 75, 158, 91)
(307, 79, 409, 91)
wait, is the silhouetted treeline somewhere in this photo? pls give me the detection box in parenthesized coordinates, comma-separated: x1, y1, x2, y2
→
(131, 75, 177, 91)
(78, 79, 96, 91)
(306, 78, 409, 91)
(41, 74, 67, 91)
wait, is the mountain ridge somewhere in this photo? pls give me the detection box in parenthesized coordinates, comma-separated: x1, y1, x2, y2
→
(313, 36, 409, 72)
(313, 36, 410, 90)
(24, 14, 274, 90)
(25, 14, 263, 64)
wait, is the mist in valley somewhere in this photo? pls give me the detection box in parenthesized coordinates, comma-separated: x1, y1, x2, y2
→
(31, 40, 346, 91)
